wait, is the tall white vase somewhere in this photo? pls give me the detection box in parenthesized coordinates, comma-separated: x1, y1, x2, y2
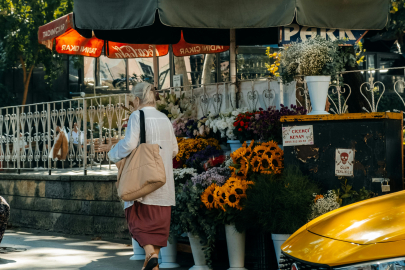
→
(187, 233, 210, 270)
(130, 238, 145, 260)
(305, 76, 331, 115)
(271, 234, 291, 267)
(225, 224, 247, 270)
(160, 238, 180, 268)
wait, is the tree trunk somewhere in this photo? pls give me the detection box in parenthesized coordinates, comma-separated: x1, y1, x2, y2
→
(19, 56, 34, 106)
(201, 54, 215, 85)
(174, 56, 190, 87)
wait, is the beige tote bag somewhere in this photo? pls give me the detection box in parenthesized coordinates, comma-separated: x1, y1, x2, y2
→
(115, 110, 166, 201)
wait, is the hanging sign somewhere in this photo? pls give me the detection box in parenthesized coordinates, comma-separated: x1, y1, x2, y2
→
(172, 32, 229, 57)
(55, 29, 104, 57)
(280, 24, 368, 46)
(107, 43, 169, 59)
(335, 149, 355, 176)
(282, 125, 314, 146)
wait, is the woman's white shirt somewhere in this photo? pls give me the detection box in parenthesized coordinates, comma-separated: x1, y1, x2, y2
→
(108, 107, 178, 209)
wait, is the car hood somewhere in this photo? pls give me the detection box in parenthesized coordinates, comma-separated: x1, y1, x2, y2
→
(307, 190, 405, 245)
(281, 229, 405, 267)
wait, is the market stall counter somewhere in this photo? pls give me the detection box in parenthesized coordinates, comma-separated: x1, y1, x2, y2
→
(281, 112, 404, 196)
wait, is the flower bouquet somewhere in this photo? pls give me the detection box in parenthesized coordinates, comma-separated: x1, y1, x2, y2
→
(249, 105, 307, 144)
(157, 92, 195, 122)
(207, 108, 249, 142)
(184, 117, 211, 138)
(229, 140, 284, 178)
(185, 145, 224, 173)
(172, 117, 191, 137)
(174, 137, 220, 168)
(310, 190, 340, 220)
(232, 111, 264, 143)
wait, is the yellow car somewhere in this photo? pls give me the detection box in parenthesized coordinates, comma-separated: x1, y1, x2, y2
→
(281, 190, 405, 270)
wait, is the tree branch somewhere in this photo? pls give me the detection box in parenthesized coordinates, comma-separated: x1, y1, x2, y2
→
(19, 55, 27, 83)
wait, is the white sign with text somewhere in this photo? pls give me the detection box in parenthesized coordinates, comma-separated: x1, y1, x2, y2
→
(335, 149, 354, 176)
(282, 125, 314, 146)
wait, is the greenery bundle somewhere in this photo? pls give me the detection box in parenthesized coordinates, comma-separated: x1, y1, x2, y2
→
(239, 166, 319, 234)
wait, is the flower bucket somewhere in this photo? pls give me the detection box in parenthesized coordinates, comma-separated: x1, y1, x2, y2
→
(271, 234, 291, 267)
(160, 238, 180, 268)
(225, 224, 247, 270)
(278, 145, 283, 150)
(220, 143, 231, 156)
(188, 233, 211, 270)
(129, 238, 145, 260)
(228, 140, 252, 153)
(305, 76, 331, 115)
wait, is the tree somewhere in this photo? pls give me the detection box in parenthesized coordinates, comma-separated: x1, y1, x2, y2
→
(388, 0, 405, 46)
(0, 0, 73, 105)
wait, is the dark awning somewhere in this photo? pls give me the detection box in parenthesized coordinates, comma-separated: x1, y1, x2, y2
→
(73, 0, 389, 45)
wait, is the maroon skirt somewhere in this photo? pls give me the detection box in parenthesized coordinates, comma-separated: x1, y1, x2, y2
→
(125, 201, 171, 248)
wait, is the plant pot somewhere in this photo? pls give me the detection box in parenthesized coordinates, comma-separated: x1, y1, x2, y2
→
(305, 76, 331, 115)
(271, 234, 291, 267)
(130, 238, 145, 261)
(278, 145, 283, 150)
(225, 224, 247, 270)
(227, 140, 252, 153)
(160, 238, 180, 268)
(188, 233, 210, 270)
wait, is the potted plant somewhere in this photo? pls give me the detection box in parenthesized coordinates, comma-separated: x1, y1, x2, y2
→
(240, 166, 319, 266)
(278, 36, 347, 115)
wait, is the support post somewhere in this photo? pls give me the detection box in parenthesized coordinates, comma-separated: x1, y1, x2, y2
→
(83, 99, 87, 175)
(126, 59, 129, 91)
(230, 29, 237, 84)
(169, 45, 174, 88)
(153, 45, 159, 89)
(47, 103, 51, 175)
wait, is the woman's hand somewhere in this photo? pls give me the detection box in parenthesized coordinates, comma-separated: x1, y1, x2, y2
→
(122, 118, 129, 128)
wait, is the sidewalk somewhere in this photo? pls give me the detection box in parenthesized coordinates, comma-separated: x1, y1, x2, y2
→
(0, 229, 192, 270)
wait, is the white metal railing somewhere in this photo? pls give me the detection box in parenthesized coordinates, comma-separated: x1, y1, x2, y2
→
(1, 70, 404, 174)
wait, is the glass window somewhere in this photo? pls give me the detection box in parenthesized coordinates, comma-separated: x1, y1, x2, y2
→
(237, 46, 278, 80)
(159, 54, 171, 89)
(99, 56, 126, 90)
(219, 51, 230, 82)
(128, 58, 155, 87)
(174, 54, 218, 86)
(83, 57, 95, 92)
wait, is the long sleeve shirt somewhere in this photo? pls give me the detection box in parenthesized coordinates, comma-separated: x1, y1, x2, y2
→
(108, 107, 179, 209)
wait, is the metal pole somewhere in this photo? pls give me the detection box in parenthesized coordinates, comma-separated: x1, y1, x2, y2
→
(16, 107, 20, 172)
(153, 45, 159, 89)
(230, 29, 238, 108)
(125, 59, 129, 91)
(47, 103, 51, 175)
(230, 29, 237, 84)
(83, 99, 87, 175)
(169, 45, 174, 88)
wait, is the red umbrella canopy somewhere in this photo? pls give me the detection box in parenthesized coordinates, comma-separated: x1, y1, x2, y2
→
(38, 13, 229, 58)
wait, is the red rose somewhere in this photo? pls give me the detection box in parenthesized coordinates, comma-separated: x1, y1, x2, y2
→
(240, 121, 244, 126)
(238, 128, 242, 131)
(173, 158, 183, 169)
(233, 122, 238, 127)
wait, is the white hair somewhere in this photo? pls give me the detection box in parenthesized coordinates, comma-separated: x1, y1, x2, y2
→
(130, 82, 156, 108)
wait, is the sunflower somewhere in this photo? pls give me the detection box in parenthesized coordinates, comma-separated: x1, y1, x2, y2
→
(253, 145, 267, 157)
(262, 141, 279, 152)
(214, 186, 227, 211)
(244, 146, 253, 159)
(260, 154, 273, 171)
(250, 156, 262, 172)
(201, 184, 217, 210)
(230, 182, 247, 198)
(242, 141, 247, 148)
(231, 147, 247, 164)
(248, 140, 255, 148)
(272, 149, 284, 158)
(225, 188, 241, 208)
(270, 156, 284, 174)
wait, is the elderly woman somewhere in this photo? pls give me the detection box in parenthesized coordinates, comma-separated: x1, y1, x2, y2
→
(108, 82, 178, 270)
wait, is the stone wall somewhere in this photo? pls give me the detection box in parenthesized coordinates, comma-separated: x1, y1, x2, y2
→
(0, 173, 128, 239)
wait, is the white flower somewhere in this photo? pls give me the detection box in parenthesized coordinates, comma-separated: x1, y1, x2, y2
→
(310, 190, 340, 220)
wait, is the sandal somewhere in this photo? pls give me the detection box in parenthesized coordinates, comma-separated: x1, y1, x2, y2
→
(143, 253, 159, 270)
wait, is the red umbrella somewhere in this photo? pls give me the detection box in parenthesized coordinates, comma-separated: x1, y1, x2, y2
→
(38, 13, 229, 58)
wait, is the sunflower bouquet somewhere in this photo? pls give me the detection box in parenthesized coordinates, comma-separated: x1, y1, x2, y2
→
(229, 140, 284, 178)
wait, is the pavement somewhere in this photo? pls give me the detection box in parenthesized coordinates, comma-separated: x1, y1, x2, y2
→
(0, 229, 192, 270)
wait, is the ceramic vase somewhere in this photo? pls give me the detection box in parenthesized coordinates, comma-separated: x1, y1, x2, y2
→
(130, 238, 145, 260)
(188, 233, 210, 270)
(305, 76, 331, 115)
(160, 238, 180, 268)
(225, 224, 247, 270)
(271, 234, 291, 267)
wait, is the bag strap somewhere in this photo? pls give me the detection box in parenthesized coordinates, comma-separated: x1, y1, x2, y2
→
(139, 110, 146, 144)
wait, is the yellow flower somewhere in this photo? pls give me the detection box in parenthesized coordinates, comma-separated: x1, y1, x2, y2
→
(260, 154, 273, 171)
(253, 145, 267, 157)
(250, 156, 262, 172)
(201, 184, 217, 210)
(214, 186, 227, 211)
(225, 189, 241, 209)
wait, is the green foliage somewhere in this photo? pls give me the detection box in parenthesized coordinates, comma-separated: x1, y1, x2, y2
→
(388, 0, 405, 45)
(239, 166, 319, 234)
(0, 0, 74, 103)
(333, 178, 375, 206)
(172, 181, 220, 268)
